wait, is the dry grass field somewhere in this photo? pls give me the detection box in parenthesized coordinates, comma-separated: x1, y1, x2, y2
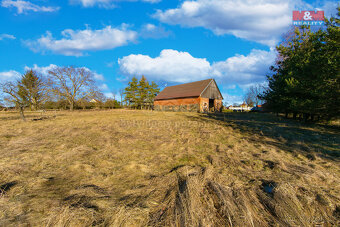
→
(0, 110, 339, 226)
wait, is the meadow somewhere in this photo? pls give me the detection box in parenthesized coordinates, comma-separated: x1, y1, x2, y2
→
(0, 110, 339, 226)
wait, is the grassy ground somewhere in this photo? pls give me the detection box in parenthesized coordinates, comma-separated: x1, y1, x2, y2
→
(0, 110, 339, 226)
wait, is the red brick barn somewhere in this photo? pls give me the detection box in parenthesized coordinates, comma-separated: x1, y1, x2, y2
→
(154, 79, 223, 112)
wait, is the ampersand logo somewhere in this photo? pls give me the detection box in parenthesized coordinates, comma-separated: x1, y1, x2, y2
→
(293, 10, 325, 26)
(303, 11, 313, 20)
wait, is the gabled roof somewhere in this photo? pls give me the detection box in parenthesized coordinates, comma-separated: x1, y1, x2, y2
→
(155, 79, 220, 100)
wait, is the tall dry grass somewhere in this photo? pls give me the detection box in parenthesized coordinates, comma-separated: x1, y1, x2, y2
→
(0, 110, 339, 226)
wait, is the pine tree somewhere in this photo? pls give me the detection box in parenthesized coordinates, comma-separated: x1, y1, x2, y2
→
(124, 76, 159, 109)
(261, 7, 339, 121)
(124, 76, 138, 108)
(137, 76, 149, 109)
(147, 81, 160, 108)
(18, 70, 45, 110)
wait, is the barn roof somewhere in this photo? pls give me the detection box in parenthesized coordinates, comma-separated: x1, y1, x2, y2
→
(155, 79, 220, 100)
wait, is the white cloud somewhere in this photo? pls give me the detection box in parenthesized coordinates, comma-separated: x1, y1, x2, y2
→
(140, 23, 171, 39)
(104, 92, 120, 99)
(0, 64, 105, 87)
(25, 64, 57, 75)
(1, 0, 60, 14)
(70, 0, 160, 8)
(144, 24, 156, 31)
(226, 84, 236, 89)
(0, 34, 16, 41)
(25, 25, 137, 56)
(119, 49, 211, 83)
(222, 93, 243, 105)
(25, 64, 105, 81)
(106, 61, 114, 68)
(238, 81, 268, 91)
(99, 83, 109, 90)
(118, 48, 275, 86)
(70, 0, 115, 8)
(104, 92, 113, 98)
(153, 0, 336, 46)
(93, 72, 104, 80)
(320, 1, 339, 17)
(0, 70, 21, 81)
(211, 49, 276, 84)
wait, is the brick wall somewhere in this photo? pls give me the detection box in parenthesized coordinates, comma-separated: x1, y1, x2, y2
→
(154, 97, 222, 112)
(154, 97, 200, 112)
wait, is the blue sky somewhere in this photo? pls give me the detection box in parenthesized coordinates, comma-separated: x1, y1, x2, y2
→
(0, 0, 338, 104)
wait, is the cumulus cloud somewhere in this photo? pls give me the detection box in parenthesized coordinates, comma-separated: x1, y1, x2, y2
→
(99, 83, 109, 90)
(226, 84, 236, 89)
(0, 34, 16, 41)
(140, 23, 171, 39)
(93, 72, 104, 81)
(24, 64, 105, 81)
(1, 0, 60, 14)
(222, 93, 243, 105)
(70, 0, 160, 8)
(25, 64, 57, 75)
(0, 64, 105, 86)
(153, 0, 337, 46)
(106, 61, 115, 68)
(119, 49, 211, 83)
(211, 49, 276, 84)
(0, 70, 21, 81)
(320, 1, 340, 17)
(118, 48, 275, 86)
(25, 25, 137, 56)
(104, 92, 113, 98)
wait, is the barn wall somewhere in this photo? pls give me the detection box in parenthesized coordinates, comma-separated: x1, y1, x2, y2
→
(199, 98, 223, 112)
(201, 80, 223, 100)
(154, 97, 200, 106)
(154, 97, 200, 112)
(200, 97, 209, 112)
(154, 97, 223, 112)
(215, 99, 223, 112)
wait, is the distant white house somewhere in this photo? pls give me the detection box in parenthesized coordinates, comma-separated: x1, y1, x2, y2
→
(226, 103, 252, 111)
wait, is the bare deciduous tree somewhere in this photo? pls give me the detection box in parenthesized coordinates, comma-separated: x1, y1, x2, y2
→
(0, 95, 4, 108)
(119, 88, 124, 106)
(0, 81, 27, 121)
(111, 89, 116, 101)
(48, 66, 101, 111)
(244, 84, 265, 107)
(244, 93, 254, 107)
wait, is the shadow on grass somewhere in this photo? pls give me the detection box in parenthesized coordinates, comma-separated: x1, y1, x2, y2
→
(187, 112, 340, 161)
(0, 113, 65, 121)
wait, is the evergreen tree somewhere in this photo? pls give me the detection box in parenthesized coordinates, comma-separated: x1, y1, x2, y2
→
(137, 76, 149, 109)
(147, 81, 160, 108)
(124, 76, 138, 108)
(18, 70, 45, 110)
(261, 7, 340, 121)
(123, 76, 159, 109)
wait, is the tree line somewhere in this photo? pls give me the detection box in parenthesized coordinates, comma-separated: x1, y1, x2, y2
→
(260, 7, 339, 121)
(0, 66, 160, 120)
(123, 76, 160, 109)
